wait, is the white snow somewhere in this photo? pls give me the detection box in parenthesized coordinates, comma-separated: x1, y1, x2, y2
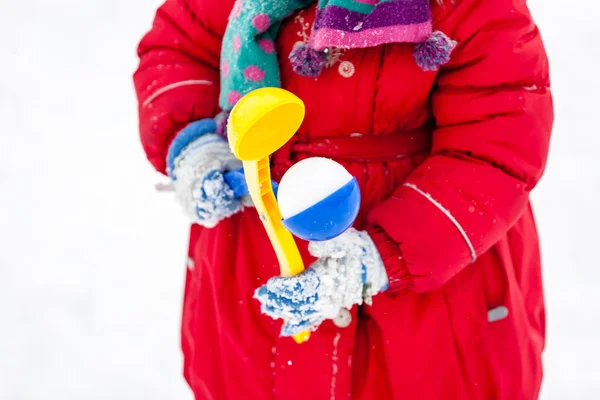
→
(278, 157, 352, 219)
(0, 0, 598, 399)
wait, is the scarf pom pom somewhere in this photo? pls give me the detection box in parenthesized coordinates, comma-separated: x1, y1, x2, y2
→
(413, 31, 457, 72)
(289, 45, 328, 78)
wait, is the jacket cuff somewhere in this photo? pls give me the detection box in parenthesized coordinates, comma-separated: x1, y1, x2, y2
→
(166, 118, 217, 178)
(366, 225, 410, 292)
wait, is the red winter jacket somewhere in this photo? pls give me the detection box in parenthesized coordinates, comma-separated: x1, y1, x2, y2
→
(134, 1, 553, 399)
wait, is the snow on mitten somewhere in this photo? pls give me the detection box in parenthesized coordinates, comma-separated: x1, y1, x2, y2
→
(254, 228, 389, 336)
(167, 119, 244, 228)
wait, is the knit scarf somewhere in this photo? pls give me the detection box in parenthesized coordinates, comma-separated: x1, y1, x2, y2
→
(219, 0, 455, 112)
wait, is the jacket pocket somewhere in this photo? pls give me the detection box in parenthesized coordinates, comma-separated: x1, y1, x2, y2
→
(442, 262, 494, 399)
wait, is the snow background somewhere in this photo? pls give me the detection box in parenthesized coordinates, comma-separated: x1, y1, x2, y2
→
(0, 0, 598, 398)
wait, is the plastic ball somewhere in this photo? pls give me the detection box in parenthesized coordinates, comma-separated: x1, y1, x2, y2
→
(277, 157, 360, 241)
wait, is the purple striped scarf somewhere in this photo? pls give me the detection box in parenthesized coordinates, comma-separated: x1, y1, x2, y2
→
(310, 0, 432, 50)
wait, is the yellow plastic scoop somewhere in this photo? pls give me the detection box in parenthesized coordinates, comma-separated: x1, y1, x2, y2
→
(227, 87, 310, 344)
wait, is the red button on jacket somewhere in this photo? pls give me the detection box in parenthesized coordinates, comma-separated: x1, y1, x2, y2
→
(134, 1, 553, 399)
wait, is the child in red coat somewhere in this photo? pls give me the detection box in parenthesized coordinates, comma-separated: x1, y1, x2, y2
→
(134, 0, 553, 399)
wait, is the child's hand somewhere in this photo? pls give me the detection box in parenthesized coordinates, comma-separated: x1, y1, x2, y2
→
(167, 119, 245, 228)
(254, 229, 389, 336)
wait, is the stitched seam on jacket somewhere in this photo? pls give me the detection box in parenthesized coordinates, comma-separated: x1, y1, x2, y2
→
(143, 79, 213, 108)
(403, 182, 477, 263)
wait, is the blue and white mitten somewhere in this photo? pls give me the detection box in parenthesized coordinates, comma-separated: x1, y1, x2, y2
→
(167, 119, 245, 228)
(254, 228, 389, 336)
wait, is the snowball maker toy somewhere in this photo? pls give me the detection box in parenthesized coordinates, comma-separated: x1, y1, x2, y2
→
(227, 88, 309, 344)
(278, 158, 360, 242)
(227, 88, 361, 344)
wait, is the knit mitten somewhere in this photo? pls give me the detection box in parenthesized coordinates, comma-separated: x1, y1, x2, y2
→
(167, 119, 244, 228)
(254, 228, 389, 336)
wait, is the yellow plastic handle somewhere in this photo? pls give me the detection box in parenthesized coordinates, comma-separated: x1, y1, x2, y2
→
(228, 88, 310, 344)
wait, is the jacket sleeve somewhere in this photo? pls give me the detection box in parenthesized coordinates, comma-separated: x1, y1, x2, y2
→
(134, 0, 234, 173)
(367, 0, 553, 293)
